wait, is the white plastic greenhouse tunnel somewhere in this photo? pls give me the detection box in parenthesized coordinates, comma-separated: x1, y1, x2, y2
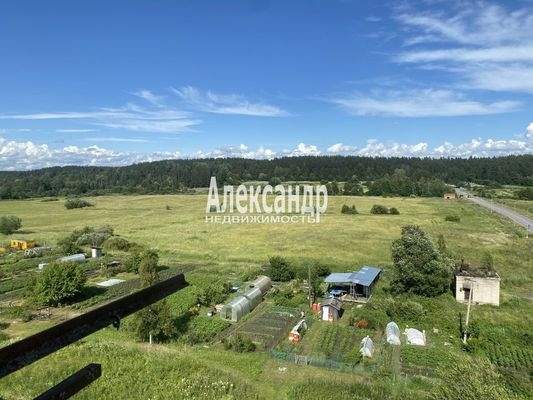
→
(359, 335, 374, 357)
(385, 321, 401, 345)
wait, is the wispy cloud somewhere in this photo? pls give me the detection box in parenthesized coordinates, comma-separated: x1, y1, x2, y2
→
(130, 90, 164, 106)
(172, 86, 289, 117)
(0, 102, 200, 134)
(333, 88, 519, 117)
(56, 129, 97, 133)
(393, 2, 533, 93)
(83, 137, 150, 143)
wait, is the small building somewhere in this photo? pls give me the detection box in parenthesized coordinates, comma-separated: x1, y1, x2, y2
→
(10, 239, 36, 250)
(324, 266, 381, 302)
(455, 270, 500, 306)
(443, 193, 456, 200)
(91, 247, 103, 258)
(320, 297, 343, 322)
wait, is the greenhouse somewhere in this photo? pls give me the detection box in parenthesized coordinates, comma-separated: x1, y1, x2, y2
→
(244, 287, 263, 309)
(220, 296, 251, 322)
(359, 336, 374, 358)
(404, 328, 426, 346)
(385, 321, 401, 345)
(249, 275, 272, 295)
(220, 276, 272, 322)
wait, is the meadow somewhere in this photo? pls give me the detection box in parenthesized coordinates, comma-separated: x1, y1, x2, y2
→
(0, 194, 532, 399)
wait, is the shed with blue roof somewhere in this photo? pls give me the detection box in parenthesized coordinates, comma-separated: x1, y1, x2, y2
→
(324, 266, 381, 302)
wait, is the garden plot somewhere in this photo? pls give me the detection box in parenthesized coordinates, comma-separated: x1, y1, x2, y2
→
(229, 305, 300, 349)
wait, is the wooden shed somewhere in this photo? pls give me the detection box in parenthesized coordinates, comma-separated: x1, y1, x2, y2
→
(320, 297, 343, 322)
(10, 239, 36, 250)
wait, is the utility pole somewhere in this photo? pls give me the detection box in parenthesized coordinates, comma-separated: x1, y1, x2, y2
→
(308, 263, 313, 309)
(463, 281, 473, 345)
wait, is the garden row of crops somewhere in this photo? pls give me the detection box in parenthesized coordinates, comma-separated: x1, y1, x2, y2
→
(485, 343, 533, 370)
(232, 305, 300, 349)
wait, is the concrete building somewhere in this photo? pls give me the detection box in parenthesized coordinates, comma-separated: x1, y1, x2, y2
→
(455, 272, 500, 306)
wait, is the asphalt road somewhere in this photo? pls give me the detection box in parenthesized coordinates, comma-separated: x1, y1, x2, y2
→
(458, 191, 533, 234)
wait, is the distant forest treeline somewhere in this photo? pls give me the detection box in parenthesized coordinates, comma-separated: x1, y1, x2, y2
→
(0, 155, 532, 199)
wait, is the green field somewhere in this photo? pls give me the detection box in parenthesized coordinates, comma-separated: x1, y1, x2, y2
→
(0, 195, 532, 399)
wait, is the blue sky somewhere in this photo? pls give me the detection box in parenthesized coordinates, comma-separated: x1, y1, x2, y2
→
(0, 0, 532, 170)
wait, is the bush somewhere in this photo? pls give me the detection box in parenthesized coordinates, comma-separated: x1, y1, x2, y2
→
(104, 236, 137, 252)
(223, 334, 256, 352)
(445, 215, 461, 222)
(65, 199, 94, 209)
(341, 204, 358, 214)
(389, 207, 400, 215)
(268, 256, 295, 281)
(370, 204, 389, 214)
(26, 262, 87, 306)
(386, 299, 425, 322)
(0, 215, 22, 235)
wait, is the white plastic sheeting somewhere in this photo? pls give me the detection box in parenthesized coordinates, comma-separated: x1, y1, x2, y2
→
(385, 321, 401, 345)
(359, 335, 374, 358)
(404, 328, 426, 346)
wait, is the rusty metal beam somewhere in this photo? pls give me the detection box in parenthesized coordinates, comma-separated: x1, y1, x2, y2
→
(33, 363, 102, 400)
(0, 273, 188, 378)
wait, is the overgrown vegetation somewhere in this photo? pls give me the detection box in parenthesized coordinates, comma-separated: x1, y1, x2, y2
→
(0, 215, 22, 235)
(64, 198, 94, 209)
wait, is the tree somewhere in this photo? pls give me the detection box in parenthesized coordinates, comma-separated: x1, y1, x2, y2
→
(391, 225, 453, 297)
(26, 262, 86, 306)
(268, 256, 295, 281)
(132, 250, 176, 344)
(0, 215, 22, 235)
(480, 251, 494, 272)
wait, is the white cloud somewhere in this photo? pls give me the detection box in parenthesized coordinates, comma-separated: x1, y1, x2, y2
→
(333, 89, 519, 117)
(56, 129, 97, 133)
(393, 2, 533, 93)
(281, 143, 321, 157)
(130, 90, 164, 106)
(1, 123, 532, 170)
(0, 100, 200, 134)
(327, 143, 358, 155)
(172, 86, 289, 117)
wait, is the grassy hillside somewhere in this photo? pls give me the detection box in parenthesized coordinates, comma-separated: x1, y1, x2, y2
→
(0, 195, 531, 399)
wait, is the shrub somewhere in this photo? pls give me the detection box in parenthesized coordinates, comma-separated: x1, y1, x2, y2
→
(389, 207, 400, 215)
(65, 199, 94, 209)
(445, 215, 461, 222)
(224, 333, 256, 352)
(26, 262, 87, 306)
(370, 204, 389, 214)
(104, 236, 136, 252)
(268, 256, 295, 281)
(0, 215, 22, 235)
(341, 204, 358, 214)
(386, 299, 425, 322)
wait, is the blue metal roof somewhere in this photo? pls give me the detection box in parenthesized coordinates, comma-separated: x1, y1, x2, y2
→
(324, 266, 381, 287)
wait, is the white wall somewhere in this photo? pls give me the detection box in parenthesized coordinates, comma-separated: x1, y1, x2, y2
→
(456, 275, 500, 306)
